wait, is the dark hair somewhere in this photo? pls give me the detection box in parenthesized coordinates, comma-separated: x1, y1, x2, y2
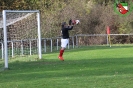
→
(61, 22, 66, 28)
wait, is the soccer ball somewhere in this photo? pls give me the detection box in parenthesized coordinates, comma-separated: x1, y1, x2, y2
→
(75, 20, 80, 24)
(72, 20, 80, 25)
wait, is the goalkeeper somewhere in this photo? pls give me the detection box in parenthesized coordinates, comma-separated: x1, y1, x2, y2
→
(58, 20, 74, 61)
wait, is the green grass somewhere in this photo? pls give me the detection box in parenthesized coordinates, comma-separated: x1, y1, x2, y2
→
(0, 45, 133, 88)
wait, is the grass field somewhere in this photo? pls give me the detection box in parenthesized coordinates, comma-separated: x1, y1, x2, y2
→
(0, 45, 133, 88)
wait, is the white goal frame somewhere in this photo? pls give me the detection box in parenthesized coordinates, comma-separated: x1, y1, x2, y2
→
(2, 10, 42, 69)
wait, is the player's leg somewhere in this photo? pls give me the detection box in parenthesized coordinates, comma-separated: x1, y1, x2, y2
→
(59, 47, 65, 58)
(58, 39, 68, 61)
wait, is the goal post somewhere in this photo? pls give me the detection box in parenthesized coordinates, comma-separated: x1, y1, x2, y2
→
(2, 10, 42, 69)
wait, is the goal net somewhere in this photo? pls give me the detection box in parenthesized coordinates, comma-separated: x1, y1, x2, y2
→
(0, 10, 42, 69)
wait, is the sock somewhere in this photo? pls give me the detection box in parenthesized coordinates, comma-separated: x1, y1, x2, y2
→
(59, 49, 64, 57)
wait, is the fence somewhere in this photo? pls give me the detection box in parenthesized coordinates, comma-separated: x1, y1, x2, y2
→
(0, 34, 133, 59)
(0, 36, 75, 59)
(75, 34, 133, 47)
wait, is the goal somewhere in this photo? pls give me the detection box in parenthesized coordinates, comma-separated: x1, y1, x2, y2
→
(1, 10, 42, 69)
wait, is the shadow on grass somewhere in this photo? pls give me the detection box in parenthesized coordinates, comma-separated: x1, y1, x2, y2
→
(0, 56, 133, 83)
(47, 45, 133, 54)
